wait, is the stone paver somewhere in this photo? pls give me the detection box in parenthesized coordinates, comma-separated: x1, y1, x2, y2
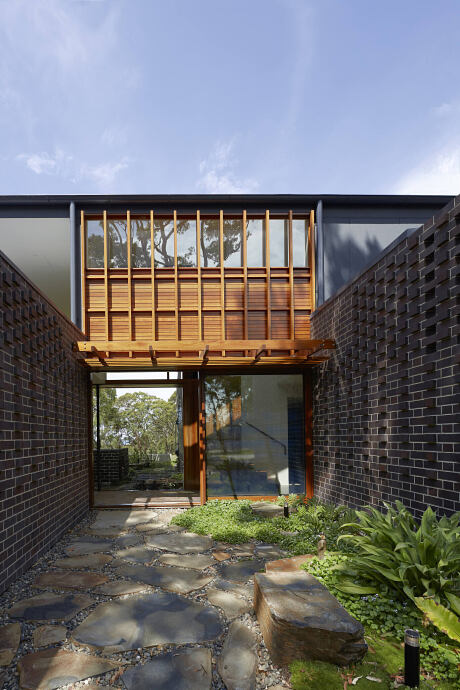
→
(32, 571, 109, 591)
(114, 563, 213, 594)
(121, 648, 212, 690)
(33, 625, 67, 648)
(91, 510, 158, 529)
(113, 546, 156, 565)
(212, 549, 231, 561)
(250, 502, 284, 518)
(116, 534, 142, 548)
(145, 532, 213, 553)
(65, 539, 113, 556)
(54, 554, 113, 569)
(254, 571, 367, 666)
(85, 527, 128, 537)
(219, 559, 265, 582)
(0, 622, 21, 666)
(217, 542, 255, 556)
(72, 592, 223, 652)
(255, 544, 286, 559)
(265, 554, 314, 573)
(213, 578, 254, 600)
(207, 588, 252, 619)
(218, 620, 258, 690)
(157, 553, 215, 570)
(17, 648, 120, 690)
(135, 522, 184, 533)
(9, 593, 93, 622)
(95, 581, 148, 597)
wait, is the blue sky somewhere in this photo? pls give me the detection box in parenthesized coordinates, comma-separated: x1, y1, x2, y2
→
(1, 0, 459, 195)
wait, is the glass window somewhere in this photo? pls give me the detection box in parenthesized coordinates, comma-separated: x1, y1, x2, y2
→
(292, 219, 309, 267)
(200, 218, 220, 267)
(205, 374, 305, 497)
(131, 218, 151, 268)
(108, 219, 127, 268)
(177, 219, 196, 267)
(246, 218, 265, 266)
(223, 218, 243, 267)
(86, 219, 104, 268)
(154, 217, 175, 267)
(270, 219, 289, 266)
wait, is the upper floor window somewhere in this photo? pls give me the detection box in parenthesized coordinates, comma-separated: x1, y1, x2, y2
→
(131, 218, 151, 268)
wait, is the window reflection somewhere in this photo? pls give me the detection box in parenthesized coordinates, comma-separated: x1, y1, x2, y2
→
(205, 374, 305, 497)
(154, 218, 175, 267)
(131, 218, 151, 268)
(177, 219, 196, 267)
(86, 219, 104, 268)
(270, 219, 289, 266)
(223, 218, 243, 267)
(200, 218, 220, 267)
(246, 219, 265, 266)
(292, 219, 309, 267)
(108, 220, 127, 268)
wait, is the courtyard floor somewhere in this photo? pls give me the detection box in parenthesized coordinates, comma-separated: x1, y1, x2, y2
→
(0, 509, 290, 689)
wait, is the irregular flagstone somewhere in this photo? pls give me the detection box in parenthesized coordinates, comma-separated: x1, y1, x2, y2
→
(65, 539, 113, 557)
(265, 554, 314, 573)
(54, 554, 113, 569)
(0, 622, 21, 666)
(32, 571, 109, 591)
(17, 648, 120, 690)
(33, 625, 67, 648)
(218, 620, 258, 690)
(255, 544, 287, 559)
(219, 543, 255, 557)
(9, 593, 93, 622)
(212, 550, 231, 562)
(157, 553, 215, 570)
(206, 588, 252, 619)
(145, 532, 213, 553)
(219, 559, 265, 582)
(91, 510, 158, 529)
(254, 571, 367, 666)
(114, 563, 213, 594)
(135, 522, 184, 533)
(86, 527, 128, 537)
(213, 579, 254, 600)
(121, 648, 212, 690)
(250, 501, 284, 518)
(113, 546, 156, 565)
(116, 534, 142, 548)
(95, 581, 149, 597)
(72, 591, 223, 652)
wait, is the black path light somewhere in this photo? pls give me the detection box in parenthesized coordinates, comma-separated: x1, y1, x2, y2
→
(404, 628, 420, 688)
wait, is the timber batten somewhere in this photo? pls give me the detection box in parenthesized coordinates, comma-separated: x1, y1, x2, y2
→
(79, 208, 334, 368)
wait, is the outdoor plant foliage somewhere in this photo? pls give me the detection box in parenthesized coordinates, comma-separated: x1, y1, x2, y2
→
(334, 503, 460, 621)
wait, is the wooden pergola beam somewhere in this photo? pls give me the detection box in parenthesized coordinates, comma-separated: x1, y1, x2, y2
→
(91, 346, 107, 367)
(253, 344, 266, 363)
(77, 338, 335, 353)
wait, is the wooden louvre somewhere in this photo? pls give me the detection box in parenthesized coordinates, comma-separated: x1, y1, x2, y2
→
(78, 209, 334, 369)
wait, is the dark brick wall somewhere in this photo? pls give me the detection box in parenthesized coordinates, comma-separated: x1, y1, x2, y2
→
(0, 250, 90, 593)
(94, 449, 129, 485)
(310, 196, 460, 517)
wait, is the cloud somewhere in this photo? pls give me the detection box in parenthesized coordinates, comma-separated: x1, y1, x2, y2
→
(16, 149, 130, 189)
(197, 140, 258, 194)
(394, 147, 460, 195)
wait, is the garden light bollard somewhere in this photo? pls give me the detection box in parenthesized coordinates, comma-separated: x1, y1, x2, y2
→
(283, 500, 289, 518)
(317, 534, 326, 560)
(404, 629, 420, 688)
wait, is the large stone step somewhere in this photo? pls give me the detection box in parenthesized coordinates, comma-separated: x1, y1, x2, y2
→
(254, 571, 367, 667)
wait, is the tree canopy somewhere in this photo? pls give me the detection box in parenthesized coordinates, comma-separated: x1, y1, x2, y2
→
(93, 389, 177, 462)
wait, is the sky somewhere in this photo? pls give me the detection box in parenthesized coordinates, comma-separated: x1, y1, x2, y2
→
(0, 0, 459, 196)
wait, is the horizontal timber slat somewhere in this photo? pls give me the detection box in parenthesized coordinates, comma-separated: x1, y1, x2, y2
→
(77, 339, 335, 353)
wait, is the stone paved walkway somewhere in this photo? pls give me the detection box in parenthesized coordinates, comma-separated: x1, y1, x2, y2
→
(0, 509, 291, 689)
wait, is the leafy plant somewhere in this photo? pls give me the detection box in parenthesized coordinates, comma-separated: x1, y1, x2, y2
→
(415, 598, 460, 644)
(334, 502, 460, 611)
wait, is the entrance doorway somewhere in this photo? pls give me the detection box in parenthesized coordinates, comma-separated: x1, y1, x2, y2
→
(92, 372, 201, 508)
